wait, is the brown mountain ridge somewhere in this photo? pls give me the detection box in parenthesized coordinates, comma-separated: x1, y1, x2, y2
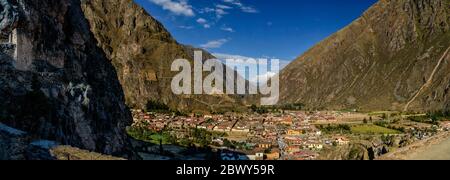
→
(280, 0, 450, 112)
(81, 0, 253, 113)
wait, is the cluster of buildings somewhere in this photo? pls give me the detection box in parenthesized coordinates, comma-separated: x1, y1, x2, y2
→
(131, 109, 351, 160)
(274, 113, 324, 160)
(131, 109, 205, 131)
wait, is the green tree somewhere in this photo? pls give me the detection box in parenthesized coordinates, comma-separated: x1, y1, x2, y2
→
(250, 104, 258, 112)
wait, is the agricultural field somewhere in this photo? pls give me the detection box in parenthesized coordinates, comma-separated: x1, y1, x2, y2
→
(351, 124, 401, 135)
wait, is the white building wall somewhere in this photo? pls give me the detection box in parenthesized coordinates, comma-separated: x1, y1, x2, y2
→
(12, 28, 34, 71)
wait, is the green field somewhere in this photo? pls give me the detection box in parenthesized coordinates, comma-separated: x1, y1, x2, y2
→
(351, 124, 401, 135)
(126, 127, 175, 145)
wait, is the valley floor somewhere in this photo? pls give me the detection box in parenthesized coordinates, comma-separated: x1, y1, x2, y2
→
(129, 109, 448, 160)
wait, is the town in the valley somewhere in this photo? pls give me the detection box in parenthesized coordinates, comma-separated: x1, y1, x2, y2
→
(128, 106, 450, 160)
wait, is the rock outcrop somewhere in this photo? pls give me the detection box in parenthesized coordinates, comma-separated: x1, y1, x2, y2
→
(0, 123, 125, 160)
(0, 0, 132, 157)
(280, 0, 450, 112)
(81, 0, 251, 112)
(0, 123, 28, 160)
(0, 0, 19, 38)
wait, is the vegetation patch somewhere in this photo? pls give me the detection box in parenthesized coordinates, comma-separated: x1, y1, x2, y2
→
(374, 121, 405, 133)
(407, 110, 450, 125)
(250, 104, 270, 114)
(146, 100, 186, 116)
(351, 125, 401, 135)
(127, 126, 226, 148)
(276, 103, 306, 110)
(127, 126, 176, 145)
(318, 124, 351, 134)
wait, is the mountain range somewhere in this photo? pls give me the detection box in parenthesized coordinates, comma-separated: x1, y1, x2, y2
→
(0, 0, 132, 157)
(1, 0, 449, 159)
(280, 0, 450, 112)
(81, 0, 254, 113)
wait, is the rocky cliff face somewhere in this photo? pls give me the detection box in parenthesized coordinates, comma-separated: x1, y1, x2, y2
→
(0, 0, 19, 38)
(0, 122, 126, 160)
(0, 0, 132, 157)
(81, 0, 250, 112)
(280, 0, 450, 112)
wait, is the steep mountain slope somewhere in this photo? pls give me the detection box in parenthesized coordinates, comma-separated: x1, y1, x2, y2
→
(81, 0, 250, 112)
(0, 0, 132, 157)
(280, 0, 450, 112)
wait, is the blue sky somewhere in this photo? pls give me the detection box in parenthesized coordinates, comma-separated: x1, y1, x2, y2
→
(135, 0, 378, 67)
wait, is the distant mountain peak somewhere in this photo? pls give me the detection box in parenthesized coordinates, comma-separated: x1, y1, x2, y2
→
(82, 0, 252, 112)
(280, 0, 450, 112)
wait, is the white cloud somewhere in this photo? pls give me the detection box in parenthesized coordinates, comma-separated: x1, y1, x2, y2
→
(250, 72, 277, 85)
(216, 4, 233, 9)
(213, 53, 255, 60)
(222, 0, 258, 13)
(223, 0, 243, 7)
(214, 53, 260, 84)
(215, 53, 290, 79)
(199, 0, 257, 19)
(213, 53, 291, 84)
(149, 0, 195, 17)
(215, 8, 228, 19)
(202, 4, 231, 19)
(196, 18, 207, 24)
(203, 24, 211, 28)
(212, 53, 268, 84)
(199, 7, 215, 13)
(214, 53, 290, 69)
(221, 27, 235, 32)
(178, 25, 194, 29)
(241, 6, 258, 13)
(196, 18, 211, 28)
(200, 39, 229, 49)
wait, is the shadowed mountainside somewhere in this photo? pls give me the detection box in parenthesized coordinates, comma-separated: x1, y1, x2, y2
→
(0, 0, 133, 157)
(81, 0, 256, 113)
